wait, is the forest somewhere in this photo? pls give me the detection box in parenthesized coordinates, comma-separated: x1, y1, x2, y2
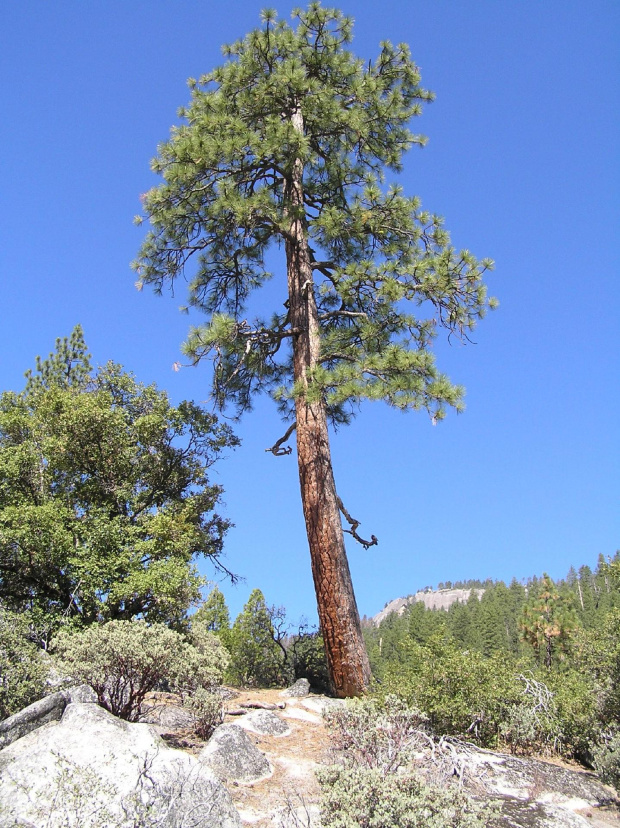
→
(364, 559, 620, 767)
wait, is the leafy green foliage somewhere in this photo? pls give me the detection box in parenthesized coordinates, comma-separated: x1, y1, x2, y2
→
(52, 619, 228, 721)
(576, 607, 620, 728)
(0, 606, 49, 720)
(226, 589, 289, 687)
(193, 586, 231, 634)
(319, 694, 494, 828)
(183, 687, 224, 740)
(592, 733, 620, 792)
(380, 633, 520, 747)
(134, 5, 494, 426)
(318, 766, 492, 828)
(290, 628, 331, 694)
(0, 328, 238, 631)
(364, 557, 620, 765)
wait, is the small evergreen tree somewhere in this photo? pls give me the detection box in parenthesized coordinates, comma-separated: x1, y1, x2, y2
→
(227, 589, 287, 687)
(519, 574, 575, 669)
(193, 587, 231, 637)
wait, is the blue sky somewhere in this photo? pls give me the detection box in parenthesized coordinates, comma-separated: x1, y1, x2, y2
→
(1, 1, 618, 625)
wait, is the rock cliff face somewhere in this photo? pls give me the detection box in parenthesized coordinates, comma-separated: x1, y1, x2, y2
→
(373, 587, 484, 625)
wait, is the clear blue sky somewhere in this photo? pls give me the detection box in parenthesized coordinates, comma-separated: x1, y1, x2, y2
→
(1, 1, 618, 625)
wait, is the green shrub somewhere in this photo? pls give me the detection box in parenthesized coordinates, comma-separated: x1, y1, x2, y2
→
(592, 732, 620, 791)
(52, 619, 228, 721)
(0, 607, 49, 720)
(324, 695, 428, 774)
(179, 619, 230, 696)
(290, 629, 331, 694)
(317, 765, 493, 828)
(183, 687, 224, 740)
(381, 635, 520, 746)
(548, 668, 600, 760)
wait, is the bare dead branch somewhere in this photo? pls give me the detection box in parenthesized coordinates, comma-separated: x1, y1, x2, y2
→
(265, 422, 297, 456)
(337, 496, 378, 549)
(239, 701, 286, 710)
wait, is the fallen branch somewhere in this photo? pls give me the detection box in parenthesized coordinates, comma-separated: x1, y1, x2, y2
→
(239, 701, 286, 710)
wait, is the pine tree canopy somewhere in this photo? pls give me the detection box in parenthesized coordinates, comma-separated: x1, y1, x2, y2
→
(134, 3, 495, 425)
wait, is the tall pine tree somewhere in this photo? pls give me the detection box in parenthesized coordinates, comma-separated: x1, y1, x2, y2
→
(134, 5, 494, 695)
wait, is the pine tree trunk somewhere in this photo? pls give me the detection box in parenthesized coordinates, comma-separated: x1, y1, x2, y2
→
(284, 105, 371, 697)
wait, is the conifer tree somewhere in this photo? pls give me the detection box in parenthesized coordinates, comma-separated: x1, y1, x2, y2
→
(227, 588, 287, 686)
(194, 586, 231, 634)
(519, 574, 575, 668)
(134, 4, 495, 695)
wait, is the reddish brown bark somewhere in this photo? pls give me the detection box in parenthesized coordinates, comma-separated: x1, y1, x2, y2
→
(284, 106, 371, 698)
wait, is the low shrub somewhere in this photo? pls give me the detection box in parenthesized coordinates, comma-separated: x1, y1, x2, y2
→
(592, 732, 620, 792)
(323, 694, 428, 774)
(381, 635, 520, 747)
(548, 669, 600, 761)
(317, 765, 494, 828)
(177, 619, 230, 697)
(52, 619, 228, 721)
(183, 687, 224, 740)
(319, 693, 495, 827)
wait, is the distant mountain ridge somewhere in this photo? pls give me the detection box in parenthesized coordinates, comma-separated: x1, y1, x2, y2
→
(373, 588, 484, 626)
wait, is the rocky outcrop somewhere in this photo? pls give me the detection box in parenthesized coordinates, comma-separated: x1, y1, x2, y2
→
(0, 700, 241, 827)
(139, 703, 196, 733)
(439, 741, 618, 828)
(281, 678, 311, 697)
(200, 723, 272, 784)
(374, 588, 484, 625)
(236, 709, 291, 737)
(0, 684, 97, 750)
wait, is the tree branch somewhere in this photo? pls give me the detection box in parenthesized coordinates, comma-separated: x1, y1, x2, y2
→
(265, 422, 297, 456)
(337, 495, 378, 549)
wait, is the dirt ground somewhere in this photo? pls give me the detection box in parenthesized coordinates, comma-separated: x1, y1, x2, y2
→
(152, 687, 332, 826)
(218, 688, 332, 826)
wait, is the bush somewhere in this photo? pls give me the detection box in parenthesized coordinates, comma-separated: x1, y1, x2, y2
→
(290, 629, 331, 694)
(548, 668, 600, 761)
(52, 619, 228, 721)
(179, 619, 230, 697)
(319, 694, 495, 827)
(0, 607, 49, 720)
(323, 695, 428, 774)
(592, 732, 620, 791)
(381, 635, 520, 746)
(183, 687, 224, 740)
(317, 766, 493, 828)
(498, 673, 560, 755)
